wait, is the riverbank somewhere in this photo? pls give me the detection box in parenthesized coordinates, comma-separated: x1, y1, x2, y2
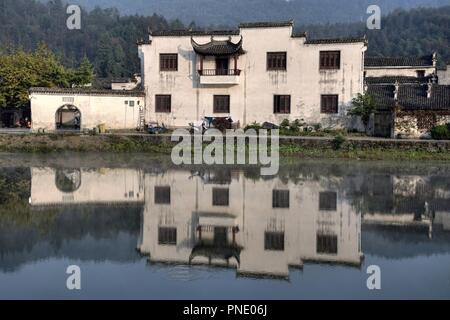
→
(1, 132, 450, 160)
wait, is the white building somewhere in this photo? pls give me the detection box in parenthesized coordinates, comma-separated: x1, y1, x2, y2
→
(138, 21, 367, 128)
(29, 87, 145, 131)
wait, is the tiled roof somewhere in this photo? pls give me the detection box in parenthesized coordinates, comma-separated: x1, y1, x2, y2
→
(365, 76, 432, 85)
(191, 37, 244, 55)
(305, 37, 367, 45)
(29, 87, 145, 97)
(239, 21, 294, 28)
(365, 55, 434, 68)
(367, 83, 450, 111)
(150, 29, 240, 37)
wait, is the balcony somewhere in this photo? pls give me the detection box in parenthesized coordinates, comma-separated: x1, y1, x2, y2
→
(198, 69, 241, 85)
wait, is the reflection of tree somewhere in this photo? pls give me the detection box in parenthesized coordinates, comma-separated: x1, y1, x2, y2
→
(55, 169, 81, 193)
(0, 168, 32, 226)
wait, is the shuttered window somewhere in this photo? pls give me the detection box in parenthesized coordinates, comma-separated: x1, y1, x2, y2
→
(160, 54, 178, 71)
(320, 51, 340, 69)
(155, 95, 171, 113)
(213, 95, 230, 113)
(274, 95, 291, 114)
(321, 95, 338, 114)
(267, 52, 287, 71)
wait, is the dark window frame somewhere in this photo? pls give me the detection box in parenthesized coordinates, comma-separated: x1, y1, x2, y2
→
(212, 188, 229, 207)
(154, 186, 171, 204)
(320, 51, 341, 70)
(272, 190, 290, 208)
(213, 95, 230, 114)
(316, 234, 338, 254)
(267, 52, 287, 71)
(158, 227, 177, 245)
(160, 53, 178, 71)
(155, 95, 171, 113)
(264, 231, 285, 251)
(321, 95, 339, 114)
(319, 191, 337, 211)
(274, 95, 291, 114)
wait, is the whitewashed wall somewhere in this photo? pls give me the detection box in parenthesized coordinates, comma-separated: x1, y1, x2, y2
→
(138, 25, 366, 128)
(30, 91, 145, 131)
(365, 66, 435, 78)
(438, 66, 450, 85)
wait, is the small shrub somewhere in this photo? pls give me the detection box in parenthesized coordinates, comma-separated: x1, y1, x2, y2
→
(332, 134, 346, 150)
(244, 122, 262, 131)
(430, 124, 450, 140)
(280, 119, 290, 129)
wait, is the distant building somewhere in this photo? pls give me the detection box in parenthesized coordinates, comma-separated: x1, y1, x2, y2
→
(365, 54, 437, 78)
(366, 79, 450, 138)
(111, 74, 142, 91)
(363, 53, 450, 138)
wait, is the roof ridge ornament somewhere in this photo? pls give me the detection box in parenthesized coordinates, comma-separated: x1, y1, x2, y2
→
(394, 80, 400, 101)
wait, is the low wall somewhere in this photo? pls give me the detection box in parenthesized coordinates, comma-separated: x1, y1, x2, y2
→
(1, 133, 450, 155)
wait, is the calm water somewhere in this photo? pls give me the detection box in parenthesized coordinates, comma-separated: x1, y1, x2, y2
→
(0, 153, 449, 300)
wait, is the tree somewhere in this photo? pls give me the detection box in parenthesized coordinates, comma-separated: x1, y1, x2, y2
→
(69, 56, 94, 86)
(0, 44, 94, 108)
(348, 93, 376, 132)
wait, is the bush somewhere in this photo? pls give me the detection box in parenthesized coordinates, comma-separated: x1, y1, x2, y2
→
(332, 134, 346, 150)
(430, 124, 450, 140)
(244, 122, 262, 131)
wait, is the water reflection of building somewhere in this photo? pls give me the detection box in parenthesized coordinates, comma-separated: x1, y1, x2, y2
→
(359, 174, 450, 238)
(29, 167, 145, 208)
(138, 169, 363, 279)
(20, 163, 450, 277)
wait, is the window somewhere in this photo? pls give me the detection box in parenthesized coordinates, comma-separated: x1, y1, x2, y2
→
(321, 95, 338, 114)
(274, 95, 291, 114)
(160, 53, 178, 71)
(158, 227, 177, 245)
(155, 95, 171, 113)
(416, 70, 425, 78)
(319, 191, 337, 211)
(213, 188, 229, 206)
(267, 52, 287, 71)
(320, 51, 341, 70)
(155, 186, 171, 204)
(213, 95, 230, 113)
(272, 190, 290, 208)
(129, 101, 135, 107)
(264, 232, 285, 251)
(317, 234, 338, 254)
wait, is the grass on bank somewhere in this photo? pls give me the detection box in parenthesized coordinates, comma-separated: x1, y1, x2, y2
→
(1, 133, 450, 161)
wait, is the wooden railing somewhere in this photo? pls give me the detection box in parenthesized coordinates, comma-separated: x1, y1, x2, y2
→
(198, 69, 241, 76)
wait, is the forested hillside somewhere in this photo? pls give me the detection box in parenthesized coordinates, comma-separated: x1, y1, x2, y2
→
(1, 0, 449, 79)
(67, 0, 450, 26)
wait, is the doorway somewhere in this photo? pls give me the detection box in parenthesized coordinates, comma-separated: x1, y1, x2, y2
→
(55, 105, 81, 130)
(215, 57, 229, 75)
